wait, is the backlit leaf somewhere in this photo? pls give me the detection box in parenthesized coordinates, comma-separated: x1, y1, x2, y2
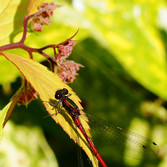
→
(84, 0, 167, 99)
(0, 0, 29, 45)
(0, 102, 11, 141)
(0, 56, 21, 84)
(28, 0, 52, 15)
(0, 121, 58, 167)
(1, 52, 98, 167)
(0, 0, 53, 46)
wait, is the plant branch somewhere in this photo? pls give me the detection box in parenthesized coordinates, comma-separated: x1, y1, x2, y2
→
(20, 15, 34, 43)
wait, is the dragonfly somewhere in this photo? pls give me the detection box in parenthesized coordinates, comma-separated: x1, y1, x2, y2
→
(44, 88, 159, 167)
(44, 88, 107, 167)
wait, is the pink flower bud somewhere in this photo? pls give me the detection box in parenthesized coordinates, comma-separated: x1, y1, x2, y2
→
(31, 3, 60, 32)
(57, 60, 83, 83)
(17, 86, 37, 106)
(55, 40, 75, 62)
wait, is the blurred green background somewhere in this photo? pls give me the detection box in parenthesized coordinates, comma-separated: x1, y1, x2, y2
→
(0, 0, 167, 167)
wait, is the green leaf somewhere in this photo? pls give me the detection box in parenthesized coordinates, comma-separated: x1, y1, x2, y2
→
(84, 0, 167, 99)
(0, 0, 52, 46)
(0, 121, 58, 167)
(0, 56, 21, 84)
(0, 0, 53, 85)
(1, 52, 98, 167)
(93, 0, 167, 99)
(0, 0, 28, 46)
(28, 0, 52, 15)
(0, 102, 11, 140)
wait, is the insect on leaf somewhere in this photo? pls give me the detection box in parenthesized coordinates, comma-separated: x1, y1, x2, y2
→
(1, 52, 98, 167)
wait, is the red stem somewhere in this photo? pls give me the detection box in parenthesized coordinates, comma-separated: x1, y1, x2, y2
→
(0, 7, 77, 66)
(20, 15, 33, 43)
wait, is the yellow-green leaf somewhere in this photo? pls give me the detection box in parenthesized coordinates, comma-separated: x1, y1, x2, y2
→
(0, 0, 52, 46)
(28, 0, 52, 15)
(1, 52, 98, 167)
(84, 0, 167, 99)
(0, 102, 11, 140)
(0, 0, 29, 45)
(0, 56, 21, 84)
(46, 0, 166, 99)
(0, 121, 58, 167)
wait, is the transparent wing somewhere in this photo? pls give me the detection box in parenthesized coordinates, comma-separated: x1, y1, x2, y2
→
(85, 113, 159, 160)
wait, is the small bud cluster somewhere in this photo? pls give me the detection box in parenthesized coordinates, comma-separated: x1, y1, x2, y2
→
(17, 85, 37, 106)
(31, 3, 60, 32)
(55, 40, 75, 63)
(55, 39, 83, 83)
(58, 60, 83, 83)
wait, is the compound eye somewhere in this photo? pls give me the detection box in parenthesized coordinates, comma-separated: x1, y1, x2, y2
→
(63, 88, 68, 95)
(55, 93, 60, 99)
